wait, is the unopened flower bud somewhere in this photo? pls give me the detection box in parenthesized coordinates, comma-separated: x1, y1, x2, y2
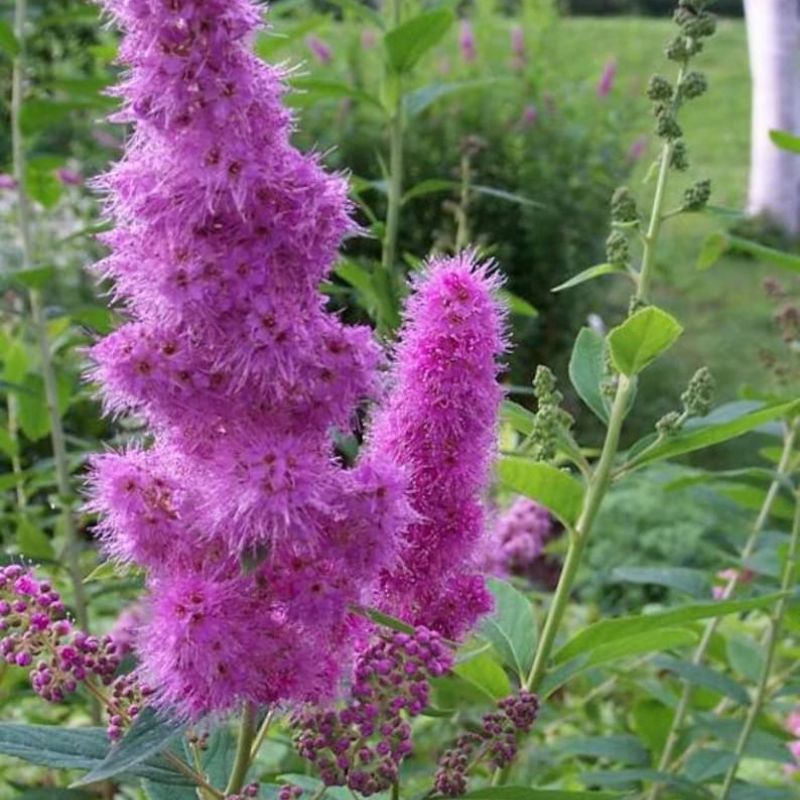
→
(610, 186, 638, 224)
(680, 70, 707, 100)
(670, 140, 689, 171)
(681, 366, 714, 418)
(683, 179, 711, 211)
(606, 230, 630, 267)
(647, 75, 673, 103)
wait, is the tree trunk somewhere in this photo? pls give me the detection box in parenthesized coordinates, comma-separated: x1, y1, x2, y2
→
(744, 0, 800, 237)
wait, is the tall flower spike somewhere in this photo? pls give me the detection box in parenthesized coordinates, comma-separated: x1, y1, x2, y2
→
(365, 252, 507, 639)
(86, 0, 409, 718)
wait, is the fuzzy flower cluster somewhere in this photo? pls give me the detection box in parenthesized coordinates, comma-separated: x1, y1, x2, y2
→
(87, 0, 411, 718)
(0, 565, 120, 703)
(365, 253, 507, 639)
(484, 497, 555, 576)
(293, 628, 453, 796)
(434, 691, 539, 797)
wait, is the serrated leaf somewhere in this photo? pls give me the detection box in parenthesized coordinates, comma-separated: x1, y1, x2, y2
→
(496, 459, 584, 527)
(72, 708, 186, 786)
(555, 593, 784, 664)
(384, 9, 454, 73)
(478, 579, 537, 683)
(552, 263, 624, 293)
(607, 306, 683, 376)
(611, 566, 710, 598)
(569, 328, 609, 423)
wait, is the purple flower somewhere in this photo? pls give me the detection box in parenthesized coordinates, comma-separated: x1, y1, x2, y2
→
(365, 253, 507, 639)
(458, 20, 476, 64)
(306, 34, 333, 65)
(361, 28, 377, 49)
(87, 0, 409, 718)
(0, 174, 17, 190)
(627, 134, 648, 162)
(510, 24, 525, 71)
(521, 103, 538, 128)
(483, 497, 553, 576)
(596, 58, 617, 98)
(56, 167, 83, 187)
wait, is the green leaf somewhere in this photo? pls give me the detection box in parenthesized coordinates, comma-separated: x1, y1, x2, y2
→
(72, 708, 186, 786)
(726, 634, 765, 683)
(555, 594, 783, 664)
(0, 724, 187, 785)
(631, 699, 673, 759)
(477, 578, 537, 683)
(607, 306, 683, 376)
(142, 781, 198, 800)
(463, 789, 623, 800)
(501, 400, 536, 435)
(289, 78, 384, 111)
(471, 184, 543, 208)
(25, 162, 63, 209)
(498, 289, 538, 318)
(384, 9, 454, 73)
(453, 650, 512, 701)
(200, 725, 238, 787)
(496, 459, 584, 528)
(578, 769, 709, 799)
(404, 79, 496, 117)
(696, 231, 729, 270)
(684, 748, 737, 782)
(17, 517, 55, 560)
(553, 735, 649, 766)
(624, 400, 800, 470)
(698, 232, 800, 275)
(334, 260, 380, 311)
(552, 263, 625, 293)
(611, 566, 710, 598)
(0, 427, 19, 459)
(7, 265, 57, 290)
(769, 129, 800, 154)
(569, 328, 609, 424)
(0, 20, 21, 56)
(402, 178, 456, 203)
(3, 338, 28, 384)
(652, 655, 750, 705)
(356, 606, 416, 635)
(14, 792, 95, 800)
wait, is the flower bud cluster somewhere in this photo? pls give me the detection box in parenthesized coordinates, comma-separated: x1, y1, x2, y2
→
(682, 179, 711, 212)
(0, 565, 120, 703)
(226, 784, 259, 800)
(606, 230, 631, 267)
(610, 187, 638, 225)
(528, 367, 573, 463)
(278, 785, 304, 800)
(293, 628, 453, 796)
(680, 366, 714, 418)
(106, 672, 154, 741)
(434, 691, 539, 797)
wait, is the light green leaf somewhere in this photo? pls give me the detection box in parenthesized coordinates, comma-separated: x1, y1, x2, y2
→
(0, 428, 19, 459)
(478, 578, 537, 683)
(569, 328, 609, 424)
(501, 400, 536, 436)
(0, 20, 21, 56)
(24, 162, 63, 209)
(496, 458, 584, 527)
(611, 566, 710, 598)
(698, 232, 800, 275)
(453, 650, 512, 701)
(607, 306, 683, 377)
(552, 263, 625, 293)
(769, 129, 800, 154)
(625, 400, 800, 470)
(555, 594, 783, 664)
(696, 231, 729, 270)
(289, 78, 384, 111)
(472, 184, 543, 208)
(384, 8, 455, 73)
(499, 289, 538, 318)
(726, 634, 765, 683)
(72, 708, 186, 786)
(402, 178, 456, 203)
(405, 79, 496, 117)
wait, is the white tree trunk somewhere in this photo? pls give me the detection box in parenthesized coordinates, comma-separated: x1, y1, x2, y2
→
(744, 0, 800, 237)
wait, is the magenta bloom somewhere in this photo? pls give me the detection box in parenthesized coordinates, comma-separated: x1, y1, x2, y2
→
(458, 20, 477, 64)
(365, 253, 507, 639)
(510, 24, 525, 70)
(87, 0, 409, 718)
(485, 497, 552, 575)
(0, 174, 17, 190)
(596, 58, 617, 98)
(306, 34, 333, 65)
(627, 134, 648, 162)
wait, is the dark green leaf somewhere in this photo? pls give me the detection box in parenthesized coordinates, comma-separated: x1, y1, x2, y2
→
(356, 606, 416, 635)
(6, 265, 57, 290)
(726, 634, 765, 683)
(0, 20, 20, 56)
(402, 178, 456, 203)
(624, 400, 800, 470)
(14, 792, 95, 800)
(552, 263, 625, 293)
(477, 578, 537, 683)
(684, 749, 737, 782)
(72, 708, 186, 786)
(555, 594, 783, 664)
(579, 769, 709, 799)
(17, 517, 55, 560)
(652, 655, 750, 705)
(384, 9, 455, 73)
(554, 735, 649, 766)
(496, 459, 584, 527)
(607, 306, 683, 377)
(611, 566, 710, 598)
(569, 328, 609, 424)
(142, 781, 197, 800)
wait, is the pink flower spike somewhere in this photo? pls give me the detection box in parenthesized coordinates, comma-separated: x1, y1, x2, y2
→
(596, 58, 617, 98)
(306, 34, 333, 65)
(458, 20, 477, 64)
(56, 167, 83, 187)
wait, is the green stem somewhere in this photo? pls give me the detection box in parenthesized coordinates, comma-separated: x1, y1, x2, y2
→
(12, 0, 91, 641)
(717, 484, 800, 800)
(455, 152, 471, 252)
(249, 708, 275, 761)
(645, 419, 798, 800)
(225, 702, 258, 796)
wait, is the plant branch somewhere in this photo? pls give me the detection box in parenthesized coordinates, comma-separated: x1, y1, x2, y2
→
(225, 702, 258, 796)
